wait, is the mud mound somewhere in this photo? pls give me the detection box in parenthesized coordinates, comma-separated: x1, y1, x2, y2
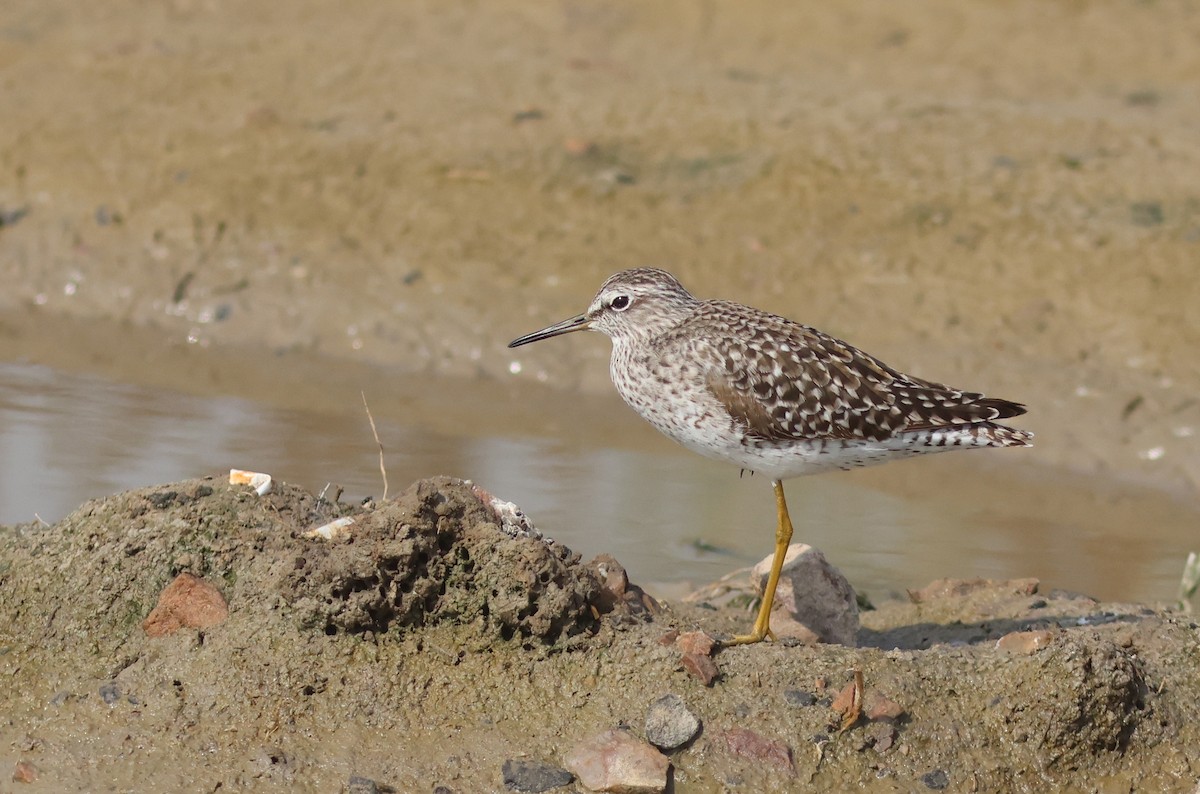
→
(0, 477, 343, 652)
(0, 474, 617, 653)
(285, 477, 605, 643)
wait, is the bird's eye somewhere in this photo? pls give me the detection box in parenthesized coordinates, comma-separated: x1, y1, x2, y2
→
(610, 295, 631, 311)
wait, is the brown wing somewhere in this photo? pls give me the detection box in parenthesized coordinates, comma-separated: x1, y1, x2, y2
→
(681, 301, 1025, 443)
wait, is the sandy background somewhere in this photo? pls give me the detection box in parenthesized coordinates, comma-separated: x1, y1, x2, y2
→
(0, 0, 1197, 499)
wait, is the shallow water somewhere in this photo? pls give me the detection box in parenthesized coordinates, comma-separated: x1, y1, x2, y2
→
(1, 361, 1196, 605)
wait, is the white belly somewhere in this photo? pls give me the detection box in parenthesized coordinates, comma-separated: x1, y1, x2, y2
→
(609, 350, 1002, 480)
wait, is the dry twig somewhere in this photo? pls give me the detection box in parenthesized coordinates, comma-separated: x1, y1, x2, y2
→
(361, 391, 388, 501)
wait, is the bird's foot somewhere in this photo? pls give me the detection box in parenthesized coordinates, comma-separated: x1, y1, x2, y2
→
(724, 624, 777, 647)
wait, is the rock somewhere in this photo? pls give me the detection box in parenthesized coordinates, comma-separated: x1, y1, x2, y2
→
(864, 691, 905, 722)
(585, 554, 659, 618)
(866, 722, 897, 753)
(99, 681, 121, 705)
(672, 630, 720, 686)
(501, 759, 574, 792)
(996, 629, 1056, 654)
(563, 728, 670, 793)
(783, 689, 817, 707)
(750, 544, 858, 646)
(347, 775, 380, 794)
(142, 572, 229, 637)
(644, 694, 701, 751)
(674, 630, 717, 656)
(12, 761, 37, 783)
(719, 727, 794, 775)
(922, 769, 950, 789)
(656, 629, 679, 646)
(680, 652, 720, 687)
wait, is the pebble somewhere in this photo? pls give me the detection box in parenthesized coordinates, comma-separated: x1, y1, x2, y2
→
(501, 759, 574, 792)
(644, 694, 701, 751)
(863, 692, 905, 722)
(922, 769, 950, 790)
(99, 681, 121, 705)
(563, 728, 670, 793)
(783, 689, 817, 707)
(866, 722, 897, 753)
(680, 652, 719, 687)
(750, 544, 858, 646)
(12, 760, 38, 783)
(674, 631, 716, 656)
(142, 572, 230, 637)
(347, 775, 380, 794)
(719, 728, 794, 774)
(586, 555, 659, 617)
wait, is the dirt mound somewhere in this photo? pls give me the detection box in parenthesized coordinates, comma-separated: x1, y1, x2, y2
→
(1, 475, 622, 657)
(286, 477, 604, 643)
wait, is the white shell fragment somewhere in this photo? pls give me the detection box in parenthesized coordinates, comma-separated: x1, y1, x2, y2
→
(229, 469, 273, 496)
(304, 516, 356, 541)
(469, 482, 551, 543)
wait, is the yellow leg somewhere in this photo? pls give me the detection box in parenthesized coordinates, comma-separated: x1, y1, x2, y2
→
(727, 479, 794, 646)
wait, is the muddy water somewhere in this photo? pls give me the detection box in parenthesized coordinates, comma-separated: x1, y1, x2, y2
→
(4, 360, 1195, 606)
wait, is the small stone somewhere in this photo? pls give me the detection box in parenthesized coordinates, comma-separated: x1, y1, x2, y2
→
(501, 759, 573, 792)
(563, 728, 669, 793)
(585, 555, 659, 618)
(783, 689, 817, 707)
(719, 728, 794, 775)
(750, 544, 858, 646)
(863, 692, 905, 722)
(922, 769, 949, 790)
(657, 630, 679, 646)
(594, 554, 630, 598)
(12, 761, 37, 783)
(142, 573, 230, 637)
(644, 694, 701, 751)
(347, 775, 380, 794)
(866, 722, 897, 753)
(995, 630, 1056, 655)
(680, 652, 719, 687)
(99, 681, 121, 705)
(674, 631, 716, 657)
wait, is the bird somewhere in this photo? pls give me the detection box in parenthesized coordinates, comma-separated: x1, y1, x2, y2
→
(507, 268, 1031, 645)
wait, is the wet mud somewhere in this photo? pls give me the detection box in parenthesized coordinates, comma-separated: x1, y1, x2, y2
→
(2, 477, 1198, 791)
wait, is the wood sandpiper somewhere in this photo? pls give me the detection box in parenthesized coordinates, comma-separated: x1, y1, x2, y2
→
(508, 268, 1031, 645)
